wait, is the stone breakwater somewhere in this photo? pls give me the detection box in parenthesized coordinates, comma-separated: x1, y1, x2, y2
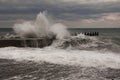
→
(0, 38, 54, 48)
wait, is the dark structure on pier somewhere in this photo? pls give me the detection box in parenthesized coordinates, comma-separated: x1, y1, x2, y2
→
(72, 32, 99, 36)
(84, 32, 99, 36)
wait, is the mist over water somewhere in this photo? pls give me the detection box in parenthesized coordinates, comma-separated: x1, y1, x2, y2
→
(13, 12, 70, 39)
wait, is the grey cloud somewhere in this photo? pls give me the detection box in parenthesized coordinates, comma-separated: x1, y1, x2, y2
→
(47, 2, 120, 21)
(0, 0, 120, 15)
(0, 0, 120, 28)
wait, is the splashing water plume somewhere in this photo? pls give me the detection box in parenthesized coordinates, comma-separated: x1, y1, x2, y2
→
(13, 12, 70, 39)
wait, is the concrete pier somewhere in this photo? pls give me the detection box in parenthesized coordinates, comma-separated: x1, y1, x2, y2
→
(0, 38, 54, 48)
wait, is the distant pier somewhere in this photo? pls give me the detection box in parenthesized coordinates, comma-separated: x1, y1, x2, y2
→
(84, 32, 99, 36)
(72, 32, 99, 36)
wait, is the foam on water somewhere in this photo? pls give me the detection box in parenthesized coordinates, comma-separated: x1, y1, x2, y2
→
(0, 47, 120, 69)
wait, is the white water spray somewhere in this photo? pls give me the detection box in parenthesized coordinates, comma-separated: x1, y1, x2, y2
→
(13, 12, 70, 39)
(50, 23, 70, 39)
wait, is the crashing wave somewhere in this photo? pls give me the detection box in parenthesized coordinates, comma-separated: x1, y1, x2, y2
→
(52, 34, 95, 49)
(51, 33, 119, 52)
(13, 12, 70, 40)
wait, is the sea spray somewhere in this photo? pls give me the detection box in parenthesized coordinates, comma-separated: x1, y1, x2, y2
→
(34, 12, 50, 37)
(13, 21, 38, 38)
(50, 23, 70, 39)
(13, 12, 70, 39)
(51, 34, 101, 50)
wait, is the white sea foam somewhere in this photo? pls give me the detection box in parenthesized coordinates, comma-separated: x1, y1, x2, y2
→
(0, 47, 120, 69)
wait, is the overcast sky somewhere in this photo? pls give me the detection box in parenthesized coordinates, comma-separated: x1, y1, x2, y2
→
(0, 0, 120, 28)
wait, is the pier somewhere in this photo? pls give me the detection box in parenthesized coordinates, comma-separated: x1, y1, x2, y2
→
(0, 32, 99, 48)
(72, 32, 99, 36)
(84, 32, 99, 36)
(0, 38, 54, 48)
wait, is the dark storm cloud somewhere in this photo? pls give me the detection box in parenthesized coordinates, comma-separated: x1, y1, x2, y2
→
(50, 2, 120, 20)
(0, 0, 120, 28)
(0, 0, 120, 20)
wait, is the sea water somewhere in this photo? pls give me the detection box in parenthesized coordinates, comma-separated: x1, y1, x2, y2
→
(0, 28, 120, 80)
(0, 12, 120, 80)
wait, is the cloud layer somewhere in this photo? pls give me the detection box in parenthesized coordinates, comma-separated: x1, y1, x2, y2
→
(0, 0, 120, 28)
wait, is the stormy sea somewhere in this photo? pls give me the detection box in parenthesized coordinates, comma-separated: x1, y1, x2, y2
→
(0, 12, 120, 80)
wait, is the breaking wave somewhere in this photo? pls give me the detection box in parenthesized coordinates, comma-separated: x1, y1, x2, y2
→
(13, 12, 70, 39)
(52, 34, 120, 53)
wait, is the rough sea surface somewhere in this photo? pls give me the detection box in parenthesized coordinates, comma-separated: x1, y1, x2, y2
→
(0, 28, 120, 80)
